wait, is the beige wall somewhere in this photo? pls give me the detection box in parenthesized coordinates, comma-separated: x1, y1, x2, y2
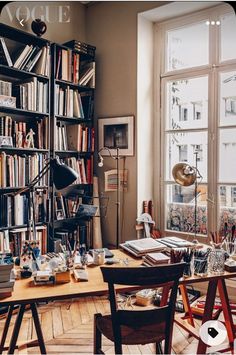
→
(86, 2, 163, 246)
(1, 2, 86, 43)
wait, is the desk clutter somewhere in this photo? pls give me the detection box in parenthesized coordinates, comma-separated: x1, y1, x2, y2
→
(7, 239, 118, 289)
(121, 234, 236, 277)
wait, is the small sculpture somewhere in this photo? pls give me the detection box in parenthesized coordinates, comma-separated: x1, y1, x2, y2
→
(31, 19, 47, 37)
(16, 131, 23, 148)
(25, 129, 35, 148)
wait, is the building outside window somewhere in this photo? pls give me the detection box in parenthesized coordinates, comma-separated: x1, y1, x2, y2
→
(155, 5, 236, 239)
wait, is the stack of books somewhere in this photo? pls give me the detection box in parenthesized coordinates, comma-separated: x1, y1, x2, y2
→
(142, 252, 170, 266)
(55, 85, 85, 118)
(0, 263, 14, 298)
(120, 237, 165, 257)
(64, 40, 96, 58)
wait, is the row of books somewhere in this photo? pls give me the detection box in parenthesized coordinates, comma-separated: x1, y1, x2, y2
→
(0, 79, 12, 96)
(54, 193, 83, 220)
(56, 124, 94, 152)
(0, 191, 48, 227)
(15, 78, 49, 113)
(56, 49, 80, 83)
(64, 40, 96, 58)
(0, 116, 48, 150)
(55, 223, 92, 251)
(0, 37, 50, 76)
(62, 156, 93, 185)
(0, 226, 47, 256)
(55, 85, 85, 118)
(0, 152, 48, 188)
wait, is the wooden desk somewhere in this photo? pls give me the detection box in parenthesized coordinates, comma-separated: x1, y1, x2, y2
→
(0, 250, 236, 354)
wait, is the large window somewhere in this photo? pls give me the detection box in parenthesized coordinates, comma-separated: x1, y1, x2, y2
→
(156, 5, 236, 239)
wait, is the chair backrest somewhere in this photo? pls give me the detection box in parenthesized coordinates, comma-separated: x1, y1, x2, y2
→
(100, 263, 185, 353)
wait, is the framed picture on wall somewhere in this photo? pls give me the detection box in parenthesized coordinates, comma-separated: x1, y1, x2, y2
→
(98, 115, 134, 156)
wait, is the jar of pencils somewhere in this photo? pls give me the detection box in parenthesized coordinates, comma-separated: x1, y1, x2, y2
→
(208, 243, 225, 275)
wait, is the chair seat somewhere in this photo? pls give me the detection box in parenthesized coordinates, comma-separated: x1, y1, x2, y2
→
(96, 314, 166, 345)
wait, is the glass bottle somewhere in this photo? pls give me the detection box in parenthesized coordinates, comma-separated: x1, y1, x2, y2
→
(208, 243, 225, 275)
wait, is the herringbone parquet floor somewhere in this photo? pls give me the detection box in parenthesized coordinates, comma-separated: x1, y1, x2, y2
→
(0, 296, 231, 354)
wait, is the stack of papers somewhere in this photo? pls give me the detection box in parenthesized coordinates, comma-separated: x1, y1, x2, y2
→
(157, 237, 195, 248)
(142, 252, 170, 266)
(120, 238, 165, 257)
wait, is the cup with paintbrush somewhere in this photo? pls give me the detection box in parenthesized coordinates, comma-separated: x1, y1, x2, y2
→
(224, 224, 236, 261)
(208, 230, 227, 275)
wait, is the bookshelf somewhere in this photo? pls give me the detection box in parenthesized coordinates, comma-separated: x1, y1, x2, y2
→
(0, 23, 50, 256)
(50, 42, 95, 250)
(0, 23, 96, 254)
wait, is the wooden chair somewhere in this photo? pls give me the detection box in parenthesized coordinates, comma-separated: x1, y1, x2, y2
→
(93, 263, 185, 354)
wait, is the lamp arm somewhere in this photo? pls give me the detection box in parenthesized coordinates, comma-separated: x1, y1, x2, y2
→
(14, 162, 50, 196)
(98, 146, 119, 160)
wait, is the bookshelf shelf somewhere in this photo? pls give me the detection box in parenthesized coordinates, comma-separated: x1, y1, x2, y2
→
(0, 65, 49, 81)
(55, 79, 94, 92)
(55, 150, 92, 157)
(55, 115, 92, 124)
(0, 222, 46, 232)
(0, 23, 49, 46)
(0, 147, 49, 154)
(0, 106, 49, 119)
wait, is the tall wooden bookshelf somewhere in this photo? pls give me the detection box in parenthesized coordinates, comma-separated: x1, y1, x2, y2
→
(0, 23, 50, 255)
(49, 42, 95, 251)
(0, 23, 96, 254)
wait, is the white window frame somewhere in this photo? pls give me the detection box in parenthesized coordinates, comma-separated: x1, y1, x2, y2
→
(154, 4, 236, 242)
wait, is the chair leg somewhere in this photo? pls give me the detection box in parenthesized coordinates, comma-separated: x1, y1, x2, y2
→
(94, 314, 104, 354)
(156, 342, 163, 354)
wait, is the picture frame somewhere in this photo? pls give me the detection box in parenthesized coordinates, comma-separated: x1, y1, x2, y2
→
(98, 115, 134, 156)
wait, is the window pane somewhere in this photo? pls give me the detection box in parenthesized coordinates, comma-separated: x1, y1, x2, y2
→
(219, 71, 236, 126)
(219, 185, 236, 234)
(166, 77, 208, 130)
(165, 131, 207, 182)
(167, 22, 209, 71)
(219, 128, 236, 182)
(220, 13, 236, 62)
(166, 184, 207, 235)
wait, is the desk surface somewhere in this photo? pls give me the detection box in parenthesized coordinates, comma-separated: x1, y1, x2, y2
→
(1, 249, 236, 305)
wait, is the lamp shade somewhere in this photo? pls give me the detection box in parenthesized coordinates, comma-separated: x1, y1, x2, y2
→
(51, 159, 78, 190)
(172, 163, 196, 187)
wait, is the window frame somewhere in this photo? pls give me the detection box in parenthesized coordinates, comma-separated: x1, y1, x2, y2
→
(154, 4, 236, 241)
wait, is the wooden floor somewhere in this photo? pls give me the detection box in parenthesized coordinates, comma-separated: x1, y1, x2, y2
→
(0, 296, 232, 354)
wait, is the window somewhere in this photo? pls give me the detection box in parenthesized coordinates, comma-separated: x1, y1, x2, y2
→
(156, 5, 236, 239)
(178, 144, 188, 162)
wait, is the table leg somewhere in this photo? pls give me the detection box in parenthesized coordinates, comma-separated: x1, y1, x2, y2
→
(8, 304, 25, 354)
(218, 279, 235, 346)
(0, 305, 14, 353)
(197, 279, 218, 355)
(179, 284, 195, 327)
(30, 303, 46, 354)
